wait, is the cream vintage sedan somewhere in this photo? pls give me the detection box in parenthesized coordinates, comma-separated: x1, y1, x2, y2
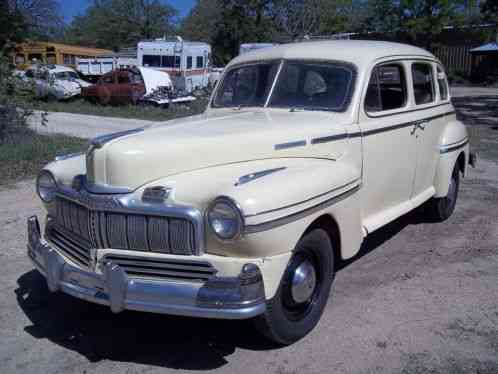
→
(28, 41, 476, 344)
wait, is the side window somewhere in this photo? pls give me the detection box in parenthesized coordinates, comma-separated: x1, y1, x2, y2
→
(187, 56, 192, 69)
(365, 64, 407, 113)
(102, 74, 114, 84)
(117, 73, 130, 84)
(196, 56, 204, 68)
(412, 63, 435, 105)
(143, 55, 160, 67)
(437, 66, 449, 101)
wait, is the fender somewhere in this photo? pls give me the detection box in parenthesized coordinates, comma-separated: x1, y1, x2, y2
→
(434, 120, 469, 197)
(150, 158, 363, 260)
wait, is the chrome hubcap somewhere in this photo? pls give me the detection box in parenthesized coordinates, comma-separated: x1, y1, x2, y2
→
(290, 260, 317, 304)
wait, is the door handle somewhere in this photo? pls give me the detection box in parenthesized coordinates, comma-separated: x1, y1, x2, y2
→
(411, 120, 428, 134)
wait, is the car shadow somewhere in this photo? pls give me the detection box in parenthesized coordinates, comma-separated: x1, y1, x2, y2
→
(16, 207, 431, 369)
(15, 270, 278, 370)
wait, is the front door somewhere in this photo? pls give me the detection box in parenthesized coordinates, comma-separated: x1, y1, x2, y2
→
(359, 61, 418, 233)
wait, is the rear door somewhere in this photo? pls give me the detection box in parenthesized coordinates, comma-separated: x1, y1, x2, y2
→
(409, 61, 453, 202)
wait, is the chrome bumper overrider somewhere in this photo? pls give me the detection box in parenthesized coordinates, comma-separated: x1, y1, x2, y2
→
(27, 216, 266, 319)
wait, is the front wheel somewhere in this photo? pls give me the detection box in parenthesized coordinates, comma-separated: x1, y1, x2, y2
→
(254, 228, 335, 345)
(424, 164, 460, 222)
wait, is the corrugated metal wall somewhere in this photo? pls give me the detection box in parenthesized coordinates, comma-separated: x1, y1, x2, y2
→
(434, 45, 481, 74)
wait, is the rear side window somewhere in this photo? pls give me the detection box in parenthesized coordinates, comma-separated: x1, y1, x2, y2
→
(187, 56, 192, 69)
(197, 56, 204, 68)
(412, 63, 435, 105)
(437, 66, 449, 101)
(365, 64, 407, 112)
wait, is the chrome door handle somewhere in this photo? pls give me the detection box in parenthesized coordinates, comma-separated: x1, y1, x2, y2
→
(411, 120, 428, 134)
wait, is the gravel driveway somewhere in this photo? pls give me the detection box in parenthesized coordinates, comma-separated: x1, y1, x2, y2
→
(1, 89, 497, 374)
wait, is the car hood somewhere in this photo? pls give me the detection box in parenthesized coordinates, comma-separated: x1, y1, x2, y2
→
(88, 109, 354, 190)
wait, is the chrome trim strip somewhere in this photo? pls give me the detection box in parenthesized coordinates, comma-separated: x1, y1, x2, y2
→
(440, 139, 469, 154)
(274, 140, 307, 150)
(245, 183, 360, 234)
(310, 134, 348, 145)
(246, 179, 360, 218)
(235, 167, 287, 186)
(55, 151, 85, 162)
(89, 128, 144, 149)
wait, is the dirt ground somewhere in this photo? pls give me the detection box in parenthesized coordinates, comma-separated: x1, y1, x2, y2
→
(1, 89, 497, 374)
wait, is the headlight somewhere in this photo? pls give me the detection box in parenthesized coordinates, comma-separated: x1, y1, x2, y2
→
(207, 197, 244, 240)
(36, 170, 57, 203)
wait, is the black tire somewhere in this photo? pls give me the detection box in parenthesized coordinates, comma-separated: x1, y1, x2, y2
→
(254, 228, 335, 345)
(424, 164, 460, 222)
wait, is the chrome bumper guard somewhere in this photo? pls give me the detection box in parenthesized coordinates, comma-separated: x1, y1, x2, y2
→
(27, 216, 266, 319)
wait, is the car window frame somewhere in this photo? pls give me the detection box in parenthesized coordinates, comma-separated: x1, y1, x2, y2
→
(363, 60, 410, 118)
(411, 61, 436, 107)
(435, 64, 450, 103)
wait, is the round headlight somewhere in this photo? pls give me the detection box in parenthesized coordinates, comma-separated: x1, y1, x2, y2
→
(207, 197, 244, 240)
(36, 170, 57, 203)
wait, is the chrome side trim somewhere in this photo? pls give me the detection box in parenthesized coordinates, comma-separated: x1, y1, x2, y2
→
(235, 167, 287, 186)
(440, 138, 469, 154)
(246, 178, 361, 218)
(245, 183, 360, 234)
(274, 140, 307, 150)
(310, 134, 348, 144)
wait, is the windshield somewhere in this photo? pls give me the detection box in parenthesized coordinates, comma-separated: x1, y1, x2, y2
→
(213, 60, 355, 112)
(212, 62, 279, 108)
(54, 71, 79, 80)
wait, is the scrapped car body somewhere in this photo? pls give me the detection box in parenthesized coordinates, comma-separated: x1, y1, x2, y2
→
(81, 66, 195, 106)
(22, 64, 91, 100)
(28, 40, 476, 344)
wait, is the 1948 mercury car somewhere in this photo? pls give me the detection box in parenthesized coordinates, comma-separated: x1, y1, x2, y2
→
(27, 41, 476, 344)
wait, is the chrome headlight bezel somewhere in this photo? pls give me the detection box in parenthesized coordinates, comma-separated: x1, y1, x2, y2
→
(207, 196, 245, 241)
(36, 170, 58, 203)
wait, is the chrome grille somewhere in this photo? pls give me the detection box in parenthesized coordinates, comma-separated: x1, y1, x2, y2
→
(49, 197, 197, 256)
(47, 225, 92, 267)
(103, 254, 217, 282)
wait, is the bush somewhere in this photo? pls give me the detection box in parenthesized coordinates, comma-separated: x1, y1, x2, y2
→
(0, 55, 35, 143)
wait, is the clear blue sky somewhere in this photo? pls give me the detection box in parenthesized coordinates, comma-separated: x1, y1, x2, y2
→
(60, 0, 196, 22)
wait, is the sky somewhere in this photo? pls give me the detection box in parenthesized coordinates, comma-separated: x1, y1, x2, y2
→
(59, 0, 196, 22)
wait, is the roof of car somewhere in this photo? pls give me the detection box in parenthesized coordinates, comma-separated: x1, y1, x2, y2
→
(27, 64, 77, 73)
(229, 40, 436, 69)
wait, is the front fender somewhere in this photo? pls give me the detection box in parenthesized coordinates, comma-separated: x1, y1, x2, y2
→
(141, 158, 362, 259)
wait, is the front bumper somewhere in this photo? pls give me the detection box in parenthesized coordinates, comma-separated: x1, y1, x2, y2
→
(27, 216, 266, 319)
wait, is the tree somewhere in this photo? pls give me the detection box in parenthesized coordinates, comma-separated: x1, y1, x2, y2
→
(363, 0, 402, 35)
(481, 0, 498, 22)
(65, 0, 178, 50)
(180, 0, 223, 43)
(7, 0, 63, 40)
(272, 0, 321, 40)
(399, 0, 465, 50)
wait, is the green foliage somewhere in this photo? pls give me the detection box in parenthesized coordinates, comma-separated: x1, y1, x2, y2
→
(0, 133, 88, 186)
(64, 0, 178, 50)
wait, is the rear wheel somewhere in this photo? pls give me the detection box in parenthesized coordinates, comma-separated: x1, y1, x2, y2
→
(254, 229, 335, 345)
(424, 164, 460, 222)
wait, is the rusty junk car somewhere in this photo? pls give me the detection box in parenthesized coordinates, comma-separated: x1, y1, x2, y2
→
(82, 66, 195, 106)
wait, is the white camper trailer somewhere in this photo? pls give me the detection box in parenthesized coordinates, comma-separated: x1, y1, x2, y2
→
(137, 37, 211, 93)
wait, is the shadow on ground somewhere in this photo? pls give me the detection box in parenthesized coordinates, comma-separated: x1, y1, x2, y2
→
(452, 95, 498, 127)
(15, 208, 429, 370)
